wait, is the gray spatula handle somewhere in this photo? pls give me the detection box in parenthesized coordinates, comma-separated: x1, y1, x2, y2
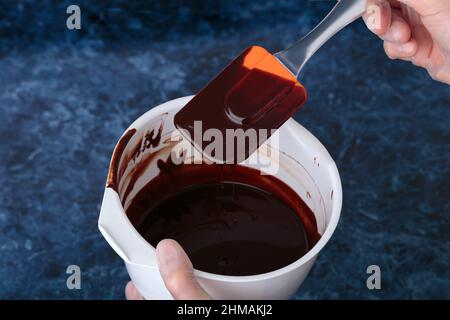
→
(275, 0, 367, 77)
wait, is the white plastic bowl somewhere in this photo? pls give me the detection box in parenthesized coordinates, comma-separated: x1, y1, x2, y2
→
(99, 96, 342, 299)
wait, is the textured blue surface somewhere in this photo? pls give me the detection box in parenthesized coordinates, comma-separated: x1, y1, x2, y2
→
(0, 0, 449, 299)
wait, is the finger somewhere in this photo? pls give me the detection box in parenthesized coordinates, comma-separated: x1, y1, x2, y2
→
(157, 239, 210, 300)
(388, 0, 402, 9)
(125, 281, 144, 300)
(428, 63, 450, 85)
(363, 0, 392, 35)
(384, 38, 418, 60)
(379, 9, 411, 43)
(425, 38, 450, 84)
(409, 25, 434, 68)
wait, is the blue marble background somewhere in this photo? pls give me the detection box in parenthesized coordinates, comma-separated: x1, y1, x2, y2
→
(0, 0, 449, 299)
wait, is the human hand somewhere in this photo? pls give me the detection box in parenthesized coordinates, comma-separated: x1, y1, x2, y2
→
(125, 239, 210, 300)
(363, 0, 450, 84)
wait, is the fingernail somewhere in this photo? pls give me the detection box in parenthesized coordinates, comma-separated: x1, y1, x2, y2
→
(156, 240, 179, 276)
(366, 3, 382, 31)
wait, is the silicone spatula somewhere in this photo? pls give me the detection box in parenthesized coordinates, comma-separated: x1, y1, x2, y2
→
(175, 0, 367, 163)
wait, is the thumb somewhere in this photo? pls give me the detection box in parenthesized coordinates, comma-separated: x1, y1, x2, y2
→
(397, 0, 450, 17)
(156, 239, 210, 300)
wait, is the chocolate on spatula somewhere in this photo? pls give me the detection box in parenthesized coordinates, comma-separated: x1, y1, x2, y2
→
(174, 46, 307, 163)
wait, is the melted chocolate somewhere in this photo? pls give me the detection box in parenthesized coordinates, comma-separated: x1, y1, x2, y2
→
(107, 128, 136, 190)
(107, 118, 165, 202)
(126, 159, 320, 276)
